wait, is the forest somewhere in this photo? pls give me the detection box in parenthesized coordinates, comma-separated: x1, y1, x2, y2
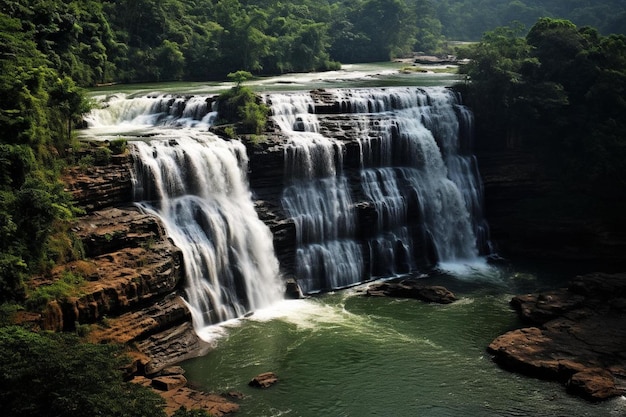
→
(457, 17, 626, 222)
(1, 0, 626, 415)
(1, 0, 625, 85)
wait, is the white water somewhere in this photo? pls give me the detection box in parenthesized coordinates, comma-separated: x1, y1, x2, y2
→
(267, 87, 491, 292)
(83, 92, 284, 335)
(268, 93, 364, 294)
(83, 93, 218, 138)
(131, 135, 283, 334)
(333, 87, 489, 263)
(82, 85, 490, 321)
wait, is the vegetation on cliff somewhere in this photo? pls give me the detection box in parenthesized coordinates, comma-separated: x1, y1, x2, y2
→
(0, 326, 167, 417)
(0, 12, 88, 304)
(457, 17, 626, 231)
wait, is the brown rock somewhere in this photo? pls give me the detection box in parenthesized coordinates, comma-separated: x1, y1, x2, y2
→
(152, 374, 188, 391)
(366, 280, 457, 304)
(132, 376, 239, 417)
(489, 273, 626, 401)
(248, 372, 278, 388)
(568, 370, 621, 401)
(161, 387, 239, 417)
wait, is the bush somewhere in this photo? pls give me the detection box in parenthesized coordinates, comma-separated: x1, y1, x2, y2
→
(109, 139, 128, 155)
(94, 146, 112, 165)
(0, 326, 166, 417)
(240, 101, 269, 135)
(25, 271, 85, 312)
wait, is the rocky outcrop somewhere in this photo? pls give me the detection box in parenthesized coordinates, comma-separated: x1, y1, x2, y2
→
(133, 370, 240, 417)
(49, 151, 238, 415)
(248, 372, 279, 388)
(63, 153, 134, 212)
(365, 280, 457, 304)
(37, 207, 183, 332)
(488, 272, 626, 401)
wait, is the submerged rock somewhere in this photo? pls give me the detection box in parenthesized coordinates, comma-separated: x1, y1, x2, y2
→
(488, 272, 626, 401)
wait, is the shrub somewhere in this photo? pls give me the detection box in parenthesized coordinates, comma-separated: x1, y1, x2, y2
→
(109, 138, 128, 155)
(93, 146, 112, 165)
(25, 271, 86, 312)
(0, 326, 166, 417)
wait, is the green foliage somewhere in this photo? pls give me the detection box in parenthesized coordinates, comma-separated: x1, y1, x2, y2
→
(240, 101, 270, 135)
(217, 84, 270, 135)
(0, 326, 166, 417)
(25, 271, 86, 312)
(94, 146, 112, 165)
(460, 17, 626, 203)
(109, 138, 128, 155)
(436, 0, 626, 41)
(227, 70, 254, 88)
(173, 406, 212, 417)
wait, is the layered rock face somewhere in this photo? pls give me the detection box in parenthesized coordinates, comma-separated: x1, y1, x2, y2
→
(49, 154, 208, 373)
(476, 149, 626, 265)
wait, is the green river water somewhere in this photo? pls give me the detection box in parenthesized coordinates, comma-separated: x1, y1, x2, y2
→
(181, 264, 625, 417)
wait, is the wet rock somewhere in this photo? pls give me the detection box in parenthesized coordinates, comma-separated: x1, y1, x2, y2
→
(152, 374, 188, 391)
(285, 278, 303, 299)
(365, 280, 457, 304)
(488, 272, 626, 401)
(132, 376, 239, 417)
(567, 370, 622, 401)
(248, 372, 279, 388)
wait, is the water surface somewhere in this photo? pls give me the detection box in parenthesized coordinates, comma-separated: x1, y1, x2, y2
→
(181, 265, 626, 416)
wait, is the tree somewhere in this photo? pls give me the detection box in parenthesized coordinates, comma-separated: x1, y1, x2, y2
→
(227, 70, 254, 88)
(48, 76, 91, 148)
(0, 326, 166, 417)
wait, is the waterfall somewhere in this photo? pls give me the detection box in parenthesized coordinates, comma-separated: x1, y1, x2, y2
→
(335, 87, 490, 263)
(267, 87, 491, 292)
(268, 93, 364, 294)
(84, 93, 218, 129)
(131, 133, 282, 333)
(84, 85, 490, 306)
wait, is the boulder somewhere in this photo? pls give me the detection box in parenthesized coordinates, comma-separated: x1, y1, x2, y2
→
(365, 280, 457, 304)
(488, 272, 626, 401)
(567, 370, 622, 401)
(152, 374, 188, 391)
(248, 372, 279, 388)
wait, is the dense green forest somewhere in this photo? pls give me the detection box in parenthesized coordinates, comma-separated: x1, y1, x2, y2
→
(458, 16, 626, 226)
(437, 0, 626, 40)
(1, 0, 625, 85)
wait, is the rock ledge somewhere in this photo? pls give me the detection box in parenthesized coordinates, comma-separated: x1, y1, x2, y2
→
(488, 272, 626, 401)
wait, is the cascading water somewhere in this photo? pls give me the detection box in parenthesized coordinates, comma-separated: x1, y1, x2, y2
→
(131, 135, 282, 331)
(84, 86, 490, 307)
(335, 87, 490, 264)
(267, 87, 491, 292)
(268, 94, 364, 294)
(84, 93, 218, 130)
(85, 94, 282, 334)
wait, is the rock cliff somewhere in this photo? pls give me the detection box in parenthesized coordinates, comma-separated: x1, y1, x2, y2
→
(476, 149, 626, 265)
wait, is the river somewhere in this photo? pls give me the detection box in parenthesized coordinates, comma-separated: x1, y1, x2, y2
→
(179, 262, 624, 417)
